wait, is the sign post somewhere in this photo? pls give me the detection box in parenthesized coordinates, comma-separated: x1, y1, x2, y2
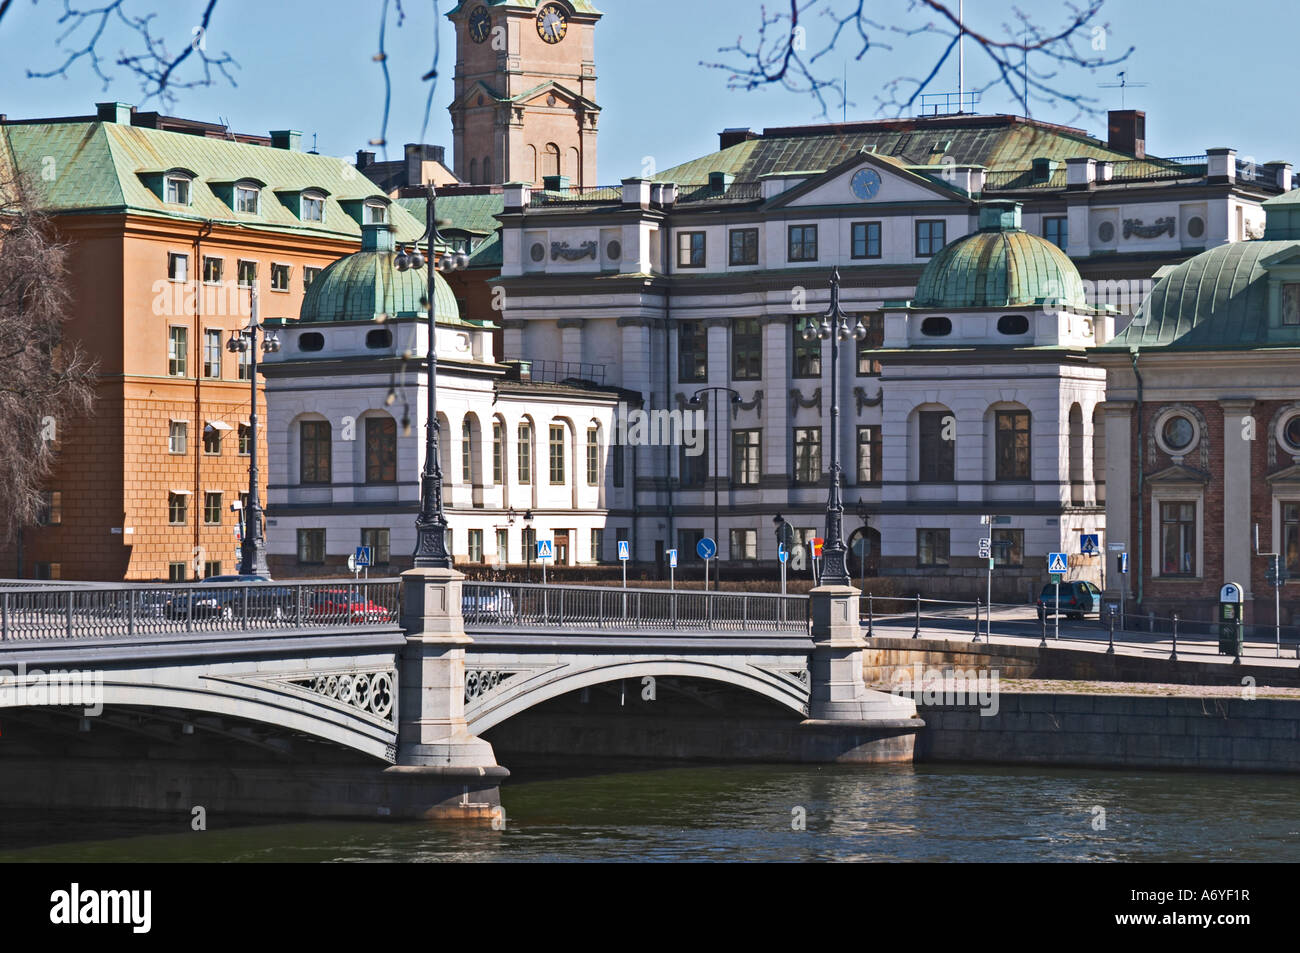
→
(1048, 552, 1068, 641)
(979, 516, 994, 642)
(618, 539, 630, 589)
(810, 536, 824, 586)
(697, 537, 716, 593)
(777, 543, 788, 596)
(667, 548, 677, 591)
(1081, 532, 1101, 593)
(353, 545, 372, 582)
(536, 538, 553, 587)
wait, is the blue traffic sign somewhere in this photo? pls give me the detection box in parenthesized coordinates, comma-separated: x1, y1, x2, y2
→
(1118, 552, 1129, 574)
(354, 546, 373, 568)
(1080, 533, 1099, 555)
(696, 537, 717, 560)
(667, 548, 678, 569)
(618, 540, 630, 561)
(777, 543, 788, 564)
(1047, 552, 1068, 574)
(536, 539, 554, 560)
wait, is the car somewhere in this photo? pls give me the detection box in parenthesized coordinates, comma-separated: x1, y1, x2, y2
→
(307, 588, 392, 624)
(462, 590, 516, 623)
(1037, 580, 1102, 620)
(166, 575, 296, 622)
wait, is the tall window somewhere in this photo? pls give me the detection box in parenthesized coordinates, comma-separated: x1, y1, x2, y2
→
(36, 491, 62, 526)
(788, 224, 818, 262)
(586, 427, 600, 485)
(204, 492, 222, 525)
(729, 228, 758, 266)
(680, 434, 708, 487)
(856, 313, 884, 376)
(915, 220, 946, 257)
(493, 422, 504, 485)
(995, 410, 1031, 480)
(992, 528, 1024, 567)
(168, 327, 188, 376)
(462, 419, 473, 482)
(301, 194, 324, 222)
(549, 424, 565, 484)
(856, 426, 881, 484)
(238, 423, 252, 456)
(168, 252, 188, 281)
(851, 221, 882, 259)
(203, 257, 223, 283)
(361, 528, 391, 565)
(365, 418, 397, 484)
(1285, 503, 1300, 574)
(731, 318, 762, 380)
(590, 528, 604, 563)
(917, 529, 950, 567)
(237, 260, 257, 288)
(297, 529, 325, 564)
(203, 329, 221, 378)
(732, 429, 761, 485)
(612, 444, 625, 488)
(300, 421, 332, 484)
(203, 426, 222, 455)
(468, 529, 484, 563)
(794, 427, 821, 483)
(793, 324, 821, 378)
(729, 528, 757, 560)
(303, 266, 322, 291)
(1160, 502, 1196, 576)
(678, 322, 708, 382)
(270, 263, 291, 291)
(496, 528, 509, 565)
(169, 420, 188, 454)
(517, 422, 532, 484)
(1044, 216, 1068, 250)
(919, 411, 955, 481)
(165, 176, 191, 206)
(168, 562, 188, 583)
(677, 231, 706, 268)
(168, 492, 188, 525)
(521, 527, 536, 563)
(237, 346, 251, 380)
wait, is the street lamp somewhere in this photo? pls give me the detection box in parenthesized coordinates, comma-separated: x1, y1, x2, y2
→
(689, 386, 741, 590)
(855, 500, 871, 593)
(523, 508, 535, 580)
(393, 185, 470, 568)
(795, 269, 867, 588)
(226, 287, 281, 576)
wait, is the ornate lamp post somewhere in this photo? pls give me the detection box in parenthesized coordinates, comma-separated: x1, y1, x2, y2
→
(394, 186, 469, 568)
(227, 287, 280, 576)
(796, 269, 867, 588)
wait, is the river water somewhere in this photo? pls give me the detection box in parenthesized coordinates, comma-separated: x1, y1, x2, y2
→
(0, 761, 1295, 862)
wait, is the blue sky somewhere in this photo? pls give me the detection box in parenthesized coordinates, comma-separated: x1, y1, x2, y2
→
(2, 0, 1298, 177)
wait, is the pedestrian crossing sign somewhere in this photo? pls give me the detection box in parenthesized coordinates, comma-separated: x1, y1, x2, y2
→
(1047, 552, 1068, 574)
(618, 540, 630, 560)
(536, 539, 554, 560)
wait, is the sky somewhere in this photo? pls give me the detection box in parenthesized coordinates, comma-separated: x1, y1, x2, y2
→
(2, 0, 1299, 178)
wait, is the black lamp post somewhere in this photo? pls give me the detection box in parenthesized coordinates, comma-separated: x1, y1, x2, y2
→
(524, 509, 535, 580)
(689, 385, 740, 589)
(855, 499, 871, 591)
(394, 186, 469, 569)
(796, 269, 867, 588)
(227, 287, 280, 576)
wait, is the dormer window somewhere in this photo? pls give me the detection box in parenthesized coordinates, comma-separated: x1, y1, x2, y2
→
(165, 175, 191, 206)
(301, 192, 325, 223)
(364, 201, 387, 225)
(235, 184, 260, 215)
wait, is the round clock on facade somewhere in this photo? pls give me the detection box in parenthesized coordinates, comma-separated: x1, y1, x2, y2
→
(468, 6, 491, 43)
(536, 3, 569, 43)
(850, 168, 882, 200)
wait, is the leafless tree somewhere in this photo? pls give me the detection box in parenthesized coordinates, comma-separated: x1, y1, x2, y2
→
(0, 164, 97, 540)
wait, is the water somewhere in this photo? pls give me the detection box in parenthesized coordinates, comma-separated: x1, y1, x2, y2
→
(0, 761, 1296, 862)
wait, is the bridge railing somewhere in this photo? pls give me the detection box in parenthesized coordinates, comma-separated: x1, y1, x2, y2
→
(461, 582, 808, 632)
(0, 579, 402, 642)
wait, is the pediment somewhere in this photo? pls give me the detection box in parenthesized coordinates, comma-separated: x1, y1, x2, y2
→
(1266, 463, 1300, 485)
(1260, 245, 1300, 270)
(768, 150, 974, 210)
(1148, 463, 1211, 485)
(454, 80, 506, 109)
(512, 80, 599, 112)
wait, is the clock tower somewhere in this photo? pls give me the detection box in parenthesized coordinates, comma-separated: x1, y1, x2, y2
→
(448, 1, 602, 187)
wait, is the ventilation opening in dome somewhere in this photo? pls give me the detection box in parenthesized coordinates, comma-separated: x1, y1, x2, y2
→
(366, 328, 393, 349)
(920, 317, 952, 336)
(997, 315, 1030, 335)
(299, 332, 325, 352)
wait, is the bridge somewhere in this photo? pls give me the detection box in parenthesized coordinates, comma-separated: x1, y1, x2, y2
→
(0, 573, 920, 819)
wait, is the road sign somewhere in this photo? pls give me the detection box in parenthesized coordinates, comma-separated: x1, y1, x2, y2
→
(1107, 542, 1125, 552)
(777, 543, 788, 564)
(618, 540, 630, 561)
(696, 537, 716, 560)
(667, 548, 678, 569)
(1047, 552, 1068, 574)
(978, 537, 991, 559)
(1118, 553, 1129, 574)
(811, 537, 824, 559)
(536, 539, 554, 560)
(354, 546, 373, 568)
(1050, 573, 1064, 584)
(1080, 534, 1099, 555)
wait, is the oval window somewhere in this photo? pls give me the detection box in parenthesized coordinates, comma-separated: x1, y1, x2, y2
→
(1283, 414, 1300, 452)
(530, 242, 546, 262)
(1187, 216, 1205, 239)
(1162, 415, 1195, 452)
(1098, 221, 1116, 243)
(607, 240, 622, 262)
(997, 314, 1030, 335)
(299, 332, 325, 352)
(920, 316, 952, 336)
(365, 328, 393, 349)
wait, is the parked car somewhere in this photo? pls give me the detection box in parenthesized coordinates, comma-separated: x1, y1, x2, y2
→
(307, 588, 392, 624)
(166, 575, 296, 622)
(1037, 580, 1102, 620)
(462, 589, 516, 623)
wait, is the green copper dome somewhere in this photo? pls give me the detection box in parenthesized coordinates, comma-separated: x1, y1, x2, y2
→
(913, 201, 1088, 310)
(299, 224, 460, 324)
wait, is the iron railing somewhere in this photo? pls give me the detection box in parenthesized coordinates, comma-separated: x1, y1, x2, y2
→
(462, 582, 808, 632)
(0, 579, 401, 642)
(525, 359, 607, 385)
(530, 185, 624, 206)
(674, 181, 765, 204)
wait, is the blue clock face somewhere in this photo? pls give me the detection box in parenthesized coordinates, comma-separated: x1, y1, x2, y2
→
(851, 168, 882, 200)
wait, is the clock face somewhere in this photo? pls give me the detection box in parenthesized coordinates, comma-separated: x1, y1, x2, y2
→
(850, 168, 882, 201)
(468, 6, 491, 43)
(536, 3, 569, 43)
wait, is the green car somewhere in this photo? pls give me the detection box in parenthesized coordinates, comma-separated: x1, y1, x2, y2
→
(1037, 580, 1102, 619)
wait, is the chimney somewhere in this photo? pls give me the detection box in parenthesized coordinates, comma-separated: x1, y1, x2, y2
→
(270, 129, 302, 151)
(1107, 110, 1146, 159)
(96, 102, 133, 125)
(405, 144, 447, 186)
(719, 127, 758, 151)
(355, 150, 375, 170)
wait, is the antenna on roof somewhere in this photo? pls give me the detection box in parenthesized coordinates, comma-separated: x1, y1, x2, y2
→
(958, 0, 965, 110)
(217, 115, 235, 140)
(309, 133, 319, 155)
(1099, 71, 1150, 110)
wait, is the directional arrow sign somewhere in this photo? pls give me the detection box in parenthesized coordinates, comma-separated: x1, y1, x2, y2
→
(777, 543, 788, 564)
(1047, 552, 1068, 574)
(696, 537, 717, 560)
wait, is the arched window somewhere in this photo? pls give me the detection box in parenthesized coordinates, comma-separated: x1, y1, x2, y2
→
(1092, 405, 1106, 504)
(545, 143, 561, 178)
(469, 158, 479, 185)
(482, 156, 493, 184)
(299, 419, 331, 484)
(365, 416, 397, 484)
(462, 418, 473, 482)
(1069, 403, 1084, 505)
(492, 418, 505, 485)
(918, 407, 955, 481)
(517, 420, 533, 485)
(586, 424, 601, 486)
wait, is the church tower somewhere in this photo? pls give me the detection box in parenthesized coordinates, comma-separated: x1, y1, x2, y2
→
(447, 1, 602, 187)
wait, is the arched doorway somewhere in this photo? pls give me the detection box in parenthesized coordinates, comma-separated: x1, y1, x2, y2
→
(847, 526, 881, 581)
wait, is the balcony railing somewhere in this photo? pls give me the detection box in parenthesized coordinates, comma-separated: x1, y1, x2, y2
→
(526, 359, 606, 385)
(675, 181, 765, 204)
(530, 185, 624, 206)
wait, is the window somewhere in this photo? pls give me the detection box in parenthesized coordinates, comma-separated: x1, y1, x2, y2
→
(679, 432, 709, 487)
(462, 419, 473, 482)
(237, 260, 257, 288)
(168, 492, 188, 525)
(851, 221, 882, 259)
(238, 423, 251, 456)
(366, 329, 392, 349)
(920, 316, 952, 336)
(1044, 216, 1068, 250)
(303, 266, 322, 291)
(165, 176, 191, 206)
(1284, 283, 1300, 327)
(995, 411, 1031, 480)
(168, 252, 188, 281)
(678, 322, 708, 382)
(1158, 413, 1197, 456)
(992, 529, 1023, 567)
(496, 528, 509, 565)
(590, 528, 604, 563)
(235, 185, 260, 214)
(365, 418, 397, 484)
(301, 194, 324, 222)
(1160, 502, 1197, 576)
(297, 528, 326, 564)
(794, 427, 821, 483)
(517, 422, 532, 484)
(204, 492, 222, 525)
(521, 527, 536, 563)
(732, 429, 761, 485)
(917, 529, 950, 567)
(493, 422, 504, 485)
(788, 224, 818, 262)
(364, 202, 388, 225)
(586, 427, 601, 485)
(729, 227, 758, 266)
(169, 420, 188, 455)
(299, 332, 324, 352)
(856, 426, 881, 484)
(549, 424, 565, 484)
(204, 329, 221, 379)
(919, 411, 955, 481)
(37, 490, 62, 526)
(729, 528, 757, 560)
(1284, 503, 1300, 575)
(203, 256, 223, 283)
(856, 313, 884, 376)
(793, 324, 821, 378)
(237, 346, 251, 380)
(300, 421, 332, 484)
(613, 443, 625, 488)
(997, 314, 1030, 335)
(203, 561, 222, 578)
(677, 231, 706, 268)
(731, 318, 762, 380)
(33, 562, 61, 580)
(361, 528, 391, 565)
(168, 563, 188, 582)
(270, 263, 291, 292)
(916, 220, 946, 257)
(203, 425, 222, 455)
(468, 529, 484, 563)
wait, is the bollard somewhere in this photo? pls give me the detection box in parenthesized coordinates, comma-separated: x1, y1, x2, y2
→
(973, 598, 982, 643)
(1170, 612, 1179, 662)
(1106, 608, 1115, 655)
(867, 593, 874, 638)
(913, 594, 920, 639)
(1038, 603, 1047, 648)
